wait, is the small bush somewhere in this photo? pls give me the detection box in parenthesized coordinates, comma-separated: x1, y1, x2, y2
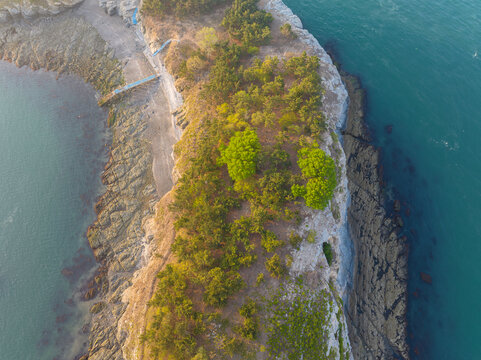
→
(265, 254, 286, 278)
(289, 232, 302, 250)
(306, 229, 316, 244)
(239, 299, 259, 339)
(256, 272, 264, 286)
(261, 230, 283, 253)
(280, 23, 296, 39)
(196, 27, 218, 54)
(192, 347, 209, 360)
(265, 283, 332, 359)
(285, 254, 293, 268)
(322, 242, 333, 266)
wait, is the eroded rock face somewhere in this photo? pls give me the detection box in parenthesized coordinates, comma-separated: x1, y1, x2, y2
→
(0, 15, 121, 91)
(98, 0, 138, 22)
(342, 75, 409, 359)
(86, 103, 158, 360)
(0, 0, 84, 23)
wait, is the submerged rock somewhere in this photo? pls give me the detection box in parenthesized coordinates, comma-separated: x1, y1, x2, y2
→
(394, 199, 401, 212)
(420, 272, 433, 284)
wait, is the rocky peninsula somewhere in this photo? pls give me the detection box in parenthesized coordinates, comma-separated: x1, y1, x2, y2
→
(0, 0, 408, 359)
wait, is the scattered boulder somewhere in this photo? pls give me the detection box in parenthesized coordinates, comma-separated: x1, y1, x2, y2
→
(395, 215, 404, 227)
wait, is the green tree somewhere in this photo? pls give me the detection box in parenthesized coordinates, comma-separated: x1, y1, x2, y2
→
(192, 347, 209, 360)
(292, 147, 337, 210)
(238, 298, 259, 339)
(142, 0, 227, 17)
(196, 27, 218, 54)
(219, 128, 261, 181)
(261, 230, 283, 253)
(222, 0, 273, 46)
(204, 267, 244, 307)
(207, 43, 241, 101)
(322, 242, 333, 266)
(265, 253, 286, 278)
(280, 23, 296, 38)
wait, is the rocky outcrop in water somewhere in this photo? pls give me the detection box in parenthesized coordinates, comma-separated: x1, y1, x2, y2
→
(342, 74, 409, 359)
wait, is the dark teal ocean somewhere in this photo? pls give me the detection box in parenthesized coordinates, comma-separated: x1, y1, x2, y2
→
(0, 61, 108, 359)
(282, 0, 481, 358)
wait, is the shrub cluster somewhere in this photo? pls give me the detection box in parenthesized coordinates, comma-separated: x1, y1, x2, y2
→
(292, 146, 337, 209)
(143, 1, 339, 357)
(143, 0, 226, 17)
(222, 0, 273, 47)
(265, 280, 336, 359)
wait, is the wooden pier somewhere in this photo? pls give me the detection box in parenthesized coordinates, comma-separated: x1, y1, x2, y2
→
(98, 74, 160, 106)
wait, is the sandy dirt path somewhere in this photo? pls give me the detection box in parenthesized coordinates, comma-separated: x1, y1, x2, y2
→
(73, 0, 180, 197)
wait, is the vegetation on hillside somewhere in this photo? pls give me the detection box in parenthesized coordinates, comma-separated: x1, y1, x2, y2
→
(292, 146, 337, 209)
(142, 0, 341, 358)
(222, 0, 273, 47)
(264, 279, 336, 359)
(142, 0, 227, 17)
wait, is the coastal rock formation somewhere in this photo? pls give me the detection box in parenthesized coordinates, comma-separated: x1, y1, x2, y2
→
(0, 0, 83, 23)
(117, 192, 177, 360)
(87, 103, 159, 360)
(0, 15, 122, 93)
(342, 75, 409, 359)
(99, 0, 137, 20)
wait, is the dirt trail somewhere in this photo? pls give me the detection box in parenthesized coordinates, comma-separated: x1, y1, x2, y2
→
(74, 0, 180, 197)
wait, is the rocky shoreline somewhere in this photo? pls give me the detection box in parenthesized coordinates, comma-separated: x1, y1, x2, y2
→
(341, 73, 409, 359)
(0, 12, 164, 360)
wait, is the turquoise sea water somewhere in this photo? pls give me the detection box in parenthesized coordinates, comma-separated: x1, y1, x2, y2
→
(0, 61, 108, 359)
(282, 0, 481, 358)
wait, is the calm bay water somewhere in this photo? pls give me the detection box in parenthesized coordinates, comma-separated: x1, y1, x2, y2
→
(282, 0, 481, 358)
(0, 61, 108, 359)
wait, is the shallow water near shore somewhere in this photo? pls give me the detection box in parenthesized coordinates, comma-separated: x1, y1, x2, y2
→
(283, 0, 481, 358)
(0, 61, 108, 359)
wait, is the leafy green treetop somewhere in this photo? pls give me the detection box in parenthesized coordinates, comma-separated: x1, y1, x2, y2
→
(219, 127, 261, 181)
(222, 0, 273, 47)
(292, 147, 337, 209)
(196, 27, 218, 55)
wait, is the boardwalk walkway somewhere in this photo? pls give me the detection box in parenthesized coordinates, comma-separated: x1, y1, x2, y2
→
(98, 37, 175, 106)
(98, 74, 160, 106)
